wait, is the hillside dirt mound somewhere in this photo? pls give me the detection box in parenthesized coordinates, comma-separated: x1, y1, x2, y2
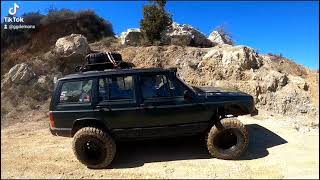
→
(1, 37, 318, 128)
(90, 41, 319, 118)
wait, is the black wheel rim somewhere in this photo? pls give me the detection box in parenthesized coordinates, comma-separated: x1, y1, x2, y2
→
(81, 137, 106, 165)
(213, 128, 239, 151)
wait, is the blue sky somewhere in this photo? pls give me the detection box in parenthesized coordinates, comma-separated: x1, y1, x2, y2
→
(1, 1, 319, 69)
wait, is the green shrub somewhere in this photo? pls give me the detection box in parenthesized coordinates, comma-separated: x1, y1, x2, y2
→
(140, 0, 172, 44)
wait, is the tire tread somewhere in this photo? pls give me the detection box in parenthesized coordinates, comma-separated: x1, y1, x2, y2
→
(206, 118, 248, 160)
(72, 127, 116, 169)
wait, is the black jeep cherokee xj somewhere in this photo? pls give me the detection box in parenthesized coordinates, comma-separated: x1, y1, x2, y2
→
(49, 67, 257, 169)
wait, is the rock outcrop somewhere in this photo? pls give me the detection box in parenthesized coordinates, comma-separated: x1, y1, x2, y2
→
(120, 28, 143, 46)
(261, 70, 288, 92)
(208, 31, 233, 45)
(1, 33, 318, 119)
(55, 34, 90, 57)
(119, 23, 237, 48)
(51, 34, 91, 74)
(203, 45, 262, 70)
(161, 22, 213, 47)
(289, 75, 309, 91)
(111, 44, 318, 116)
(2, 63, 36, 87)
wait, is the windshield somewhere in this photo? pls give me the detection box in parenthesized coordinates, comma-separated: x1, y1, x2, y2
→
(175, 75, 197, 94)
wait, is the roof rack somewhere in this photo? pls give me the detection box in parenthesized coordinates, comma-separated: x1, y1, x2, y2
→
(75, 52, 134, 72)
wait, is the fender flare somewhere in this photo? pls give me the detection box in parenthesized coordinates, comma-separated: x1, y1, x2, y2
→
(71, 118, 109, 136)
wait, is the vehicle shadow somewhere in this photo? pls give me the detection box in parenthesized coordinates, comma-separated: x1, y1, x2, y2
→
(239, 124, 288, 160)
(110, 124, 287, 169)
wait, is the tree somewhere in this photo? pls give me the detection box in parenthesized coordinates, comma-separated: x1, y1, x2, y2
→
(140, 0, 172, 43)
(152, 0, 166, 9)
(215, 25, 234, 45)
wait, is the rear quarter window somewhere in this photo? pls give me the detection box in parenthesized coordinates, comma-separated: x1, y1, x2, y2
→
(59, 79, 93, 104)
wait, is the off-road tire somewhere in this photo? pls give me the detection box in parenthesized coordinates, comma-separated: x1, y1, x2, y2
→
(206, 118, 248, 160)
(72, 127, 116, 169)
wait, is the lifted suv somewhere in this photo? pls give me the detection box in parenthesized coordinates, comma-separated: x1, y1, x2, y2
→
(49, 67, 257, 169)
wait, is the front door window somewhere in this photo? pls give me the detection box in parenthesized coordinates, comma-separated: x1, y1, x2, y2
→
(140, 74, 187, 99)
(140, 75, 171, 99)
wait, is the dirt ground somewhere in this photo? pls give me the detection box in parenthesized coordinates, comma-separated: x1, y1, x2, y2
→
(1, 112, 319, 179)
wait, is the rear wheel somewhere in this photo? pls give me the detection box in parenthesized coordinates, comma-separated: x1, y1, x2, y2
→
(72, 127, 116, 169)
(206, 118, 248, 159)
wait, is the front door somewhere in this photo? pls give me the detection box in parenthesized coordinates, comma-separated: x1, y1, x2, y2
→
(137, 74, 212, 129)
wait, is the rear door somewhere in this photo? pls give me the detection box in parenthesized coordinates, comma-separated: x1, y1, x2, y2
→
(95, 74, 141, 130)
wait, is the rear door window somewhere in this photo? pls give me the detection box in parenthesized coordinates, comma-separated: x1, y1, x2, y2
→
(98, 76, 134, 101)
(59, 79, 93, 104)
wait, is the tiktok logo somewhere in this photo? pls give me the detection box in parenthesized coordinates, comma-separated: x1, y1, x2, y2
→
(4, 3, 24, 23)
(9, 3, 20, 16)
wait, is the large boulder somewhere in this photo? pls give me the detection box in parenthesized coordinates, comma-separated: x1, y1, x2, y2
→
(53, 34, 90, 74)
(261, 70, 288, 92)
(288, 75, 309, 91)
(208, 31, 233, 45)
(120, 28, 143, 46)
(1, 63, 36, 87)
(203, 45, 262, 70)
(55, 34, 90, 57)
(162, 22, 213, 47)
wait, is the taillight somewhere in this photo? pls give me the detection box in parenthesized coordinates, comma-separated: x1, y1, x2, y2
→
(49, 111, 55, 128)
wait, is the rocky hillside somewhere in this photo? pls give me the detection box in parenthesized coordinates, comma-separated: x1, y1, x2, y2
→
(91, 43, 319, 117)
(1, 21, 319, 128)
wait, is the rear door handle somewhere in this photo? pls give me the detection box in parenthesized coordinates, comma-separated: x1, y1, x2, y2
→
(95, 106, 110, 112)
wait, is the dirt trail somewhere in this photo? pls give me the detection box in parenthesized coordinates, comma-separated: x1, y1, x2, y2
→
(1, 113, 319, 179)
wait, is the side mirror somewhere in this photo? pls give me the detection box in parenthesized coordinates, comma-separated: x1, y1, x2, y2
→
(184, 90, 193, 100)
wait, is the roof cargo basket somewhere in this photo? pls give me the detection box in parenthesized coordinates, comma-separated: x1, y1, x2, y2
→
(75, 52, 133, 72)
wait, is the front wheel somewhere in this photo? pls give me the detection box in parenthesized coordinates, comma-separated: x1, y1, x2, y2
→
(72, 127, 116, 169)
(206, 118, 249, 159)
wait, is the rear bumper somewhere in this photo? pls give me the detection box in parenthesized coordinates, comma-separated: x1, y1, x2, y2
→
(50, 127, 72, 137)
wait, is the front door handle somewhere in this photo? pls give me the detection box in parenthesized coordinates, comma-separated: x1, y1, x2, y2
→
(197, 103, 207, 109)
(140, 104, 155, 109)
(98, 108, 105, 112)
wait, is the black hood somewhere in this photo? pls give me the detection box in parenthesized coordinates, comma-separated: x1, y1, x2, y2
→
(190, 86, 257, 116)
